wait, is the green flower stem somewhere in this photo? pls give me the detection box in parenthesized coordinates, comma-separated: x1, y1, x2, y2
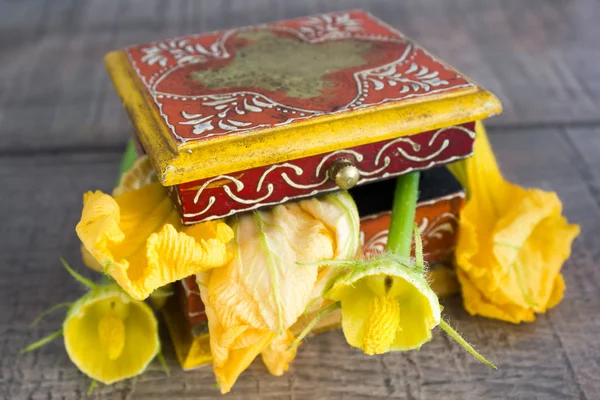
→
(61, 258, 96, 290)
(288, 302, 342, 351)
(386, 172, 420, 258)
(20, 329, 63, 353)
(29, 302, 72, 328)
(439, 320, 497, 369)
(87, 380, 98, 396)
(117, 138, 138, 184)
(157, 351, 170, 377)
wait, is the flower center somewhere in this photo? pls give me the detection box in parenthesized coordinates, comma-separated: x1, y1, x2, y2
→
(98, 315, 125, 360)
(362, 295, 400, 355)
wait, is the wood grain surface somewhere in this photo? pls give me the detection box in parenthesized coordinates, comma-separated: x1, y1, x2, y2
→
(1, 1, 599, 399)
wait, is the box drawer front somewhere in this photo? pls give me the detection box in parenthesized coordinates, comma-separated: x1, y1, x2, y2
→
(173, 122, 473, 224)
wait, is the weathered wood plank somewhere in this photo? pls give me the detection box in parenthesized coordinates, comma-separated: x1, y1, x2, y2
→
(2, 0, 600, 151)
(2, 127, 600, 398)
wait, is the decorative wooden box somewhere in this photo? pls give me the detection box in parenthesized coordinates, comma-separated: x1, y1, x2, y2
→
(104, 10, 501, 371)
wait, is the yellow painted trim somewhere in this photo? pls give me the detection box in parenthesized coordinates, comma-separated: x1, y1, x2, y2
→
(106, 50, 502, 186)
(161, 296, 213, 371)
(104, 51, 179, 183)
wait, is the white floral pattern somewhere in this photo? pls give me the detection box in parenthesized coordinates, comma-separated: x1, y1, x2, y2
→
(177, 94, 321, 137)
(140, 39, 227, 67)
(364, 62, 450, 93)
(299, 12, 364, 41)
(126, 10, 475, 143)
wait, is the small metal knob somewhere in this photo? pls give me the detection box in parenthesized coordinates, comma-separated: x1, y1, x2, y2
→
(328, 158, 360, 190)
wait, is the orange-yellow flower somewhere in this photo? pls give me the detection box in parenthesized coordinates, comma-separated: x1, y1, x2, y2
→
(76, 156, 234, 300)
(447, 122, 580, 323)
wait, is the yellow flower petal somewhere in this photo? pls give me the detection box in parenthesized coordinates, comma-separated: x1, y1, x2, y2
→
(63, 283, 159, 384)
(299, 192, 362, 317)
(209, 205, 332, 334)
(448, 121, 580, 323)
(198, 192, 358, 393)
(457, 269, 535, 323)
(76, 183, 233, 300)
(199, 275, 276, 393)
(112, 155, 157, 197)
(146, 224, 231, 282)
(261, 330, 297, 376)
(426, 267, 460, 298)
(80, 244, 103, 272)
(547, 274, 566, 309)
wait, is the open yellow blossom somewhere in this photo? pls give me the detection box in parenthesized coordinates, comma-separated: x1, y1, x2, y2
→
(76, 156, 234, 301)
(22, 260, 161, 386)
(295, 174, 495, 369)
(63, 282, 160, 384)
(324, 253, 441, 354)
(447, 122, 580, 323)
(198, 191, 360, 393)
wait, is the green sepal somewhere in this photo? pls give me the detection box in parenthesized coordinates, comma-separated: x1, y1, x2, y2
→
(439, 320, 497, 369)
(61, 258, 96, 290)
(29, 302, 72, 328)
(20, 329, 63, 353)
(288, 302, 341, 351)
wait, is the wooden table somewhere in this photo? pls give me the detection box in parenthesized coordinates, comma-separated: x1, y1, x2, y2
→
(2, 1, 599, 399)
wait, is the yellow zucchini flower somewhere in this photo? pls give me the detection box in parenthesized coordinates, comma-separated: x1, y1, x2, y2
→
(197, 191, 360, 393)
(22, 260, 162, 387)
(448, 122, 580, 323)
(325, 253, 441, 354)
(296, 173, 494, 369)
(76, 156, 234, 300)
(63, 282, 160, 384)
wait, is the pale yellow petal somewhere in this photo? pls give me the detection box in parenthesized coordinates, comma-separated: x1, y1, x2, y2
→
(386, 275, 439, 351)
(199, 195, 345, 393)
(112, 156, 157, 197)
(214, 332, 275, 394)
(335, 282, 373, 350)
(208, 206, 332, 333)
(426, 267, 460, 298)
(77, 190, 125, 265)
(63, 283, 159, 384)
(80, 244, 103, 272)
(299, 191, 362, 316)
(199, 273, 276, 394)
(186, 220, 235, 244)
(299, 191, 360, 259)
(261, 330, 297, 376)
(77, 183, 233, 300)
(547, 274, 566, 309)
(509, 211, 579, 312)
(458, 269, 535, 323)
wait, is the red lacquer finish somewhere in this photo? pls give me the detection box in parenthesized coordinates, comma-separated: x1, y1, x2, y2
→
(361, 192, 465, 265)
(172, 122, 474, 224)
(178, 276, 207, 326)
(124, 10, 474, 144)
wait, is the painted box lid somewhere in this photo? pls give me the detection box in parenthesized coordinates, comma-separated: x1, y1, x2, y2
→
(105, 10, 501, 222)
